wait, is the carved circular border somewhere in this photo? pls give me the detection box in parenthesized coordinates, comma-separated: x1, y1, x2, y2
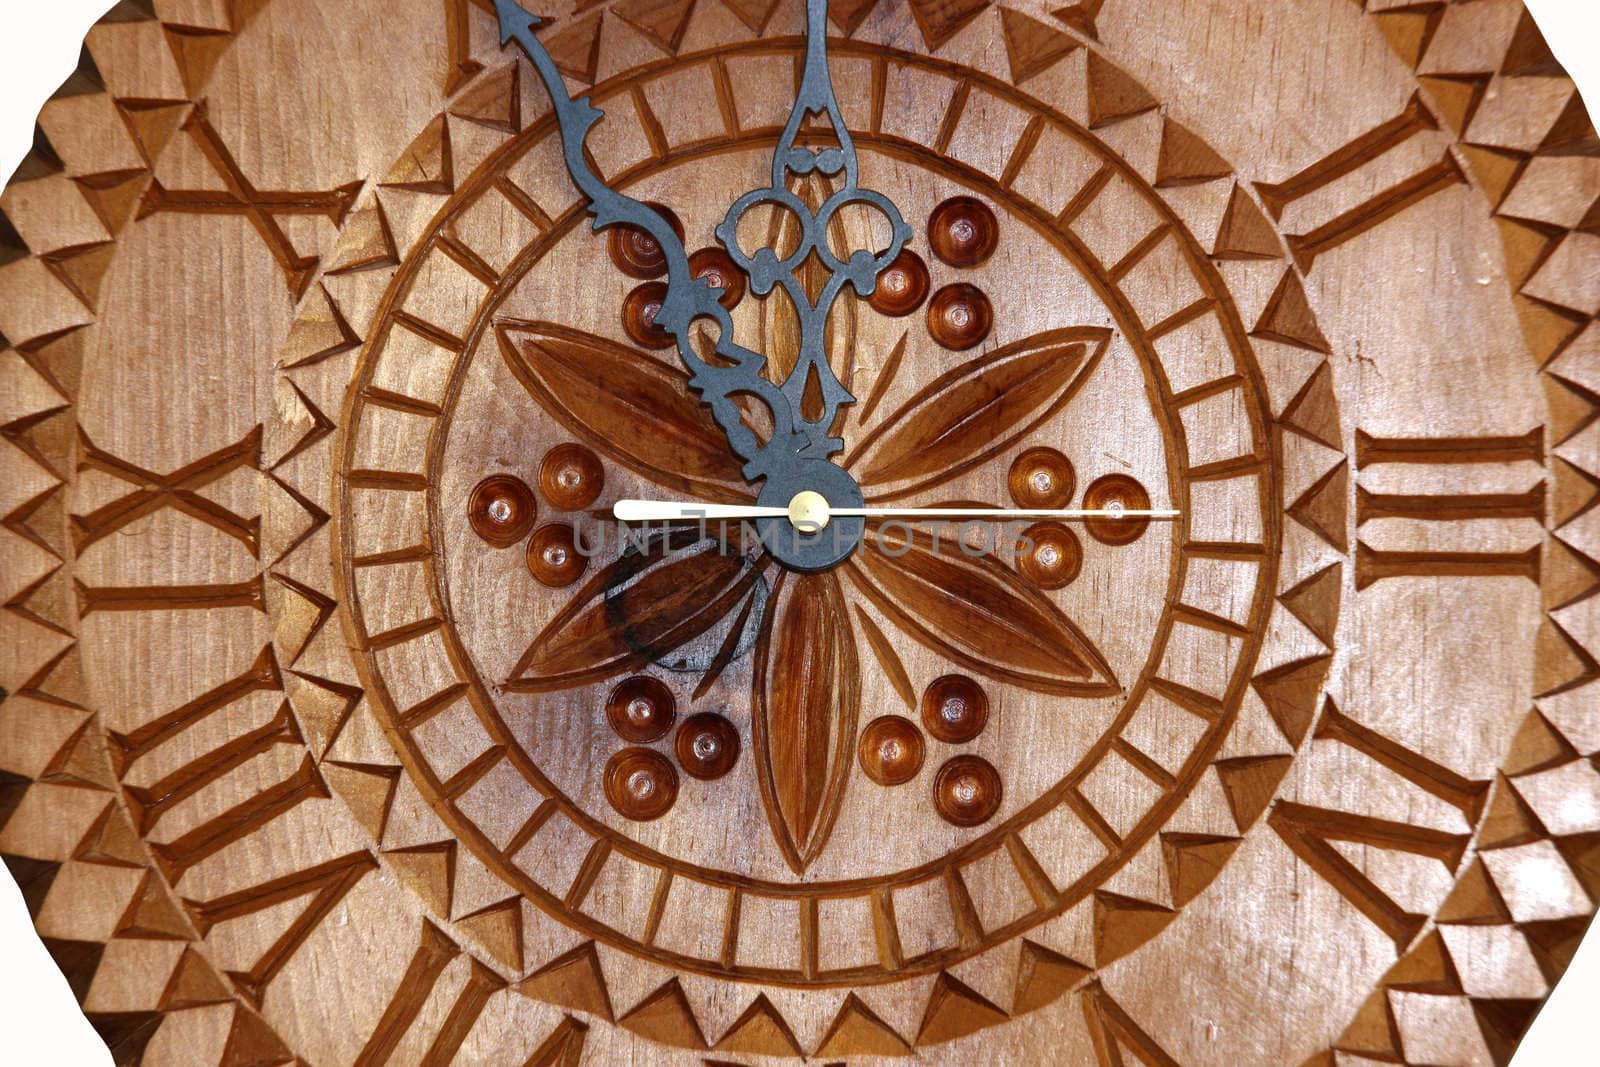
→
(332, 39, 1288, 988)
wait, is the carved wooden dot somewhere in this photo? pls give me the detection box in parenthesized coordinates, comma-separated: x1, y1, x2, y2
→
(1083, 473, 1154, 546)
(607, 201, 685, 278)
(866, 248, 930, 316)
(538, 443, 604, 511)
(688, 247, 746, 309)
(674, 713, 740, 780)
(928, 195, 999, 267)
(622, 281, 676, 350)
(466, 474, 536, 547)
(1008, 447, 1076, 509)
(926, 282, 993, 351)
(933, 755, 1003, 827)
(920, 675, 989, 743)
(605, 676, 676, 743)
(525, 523, 587, 586)
(1018, 522, 1083, 590)
(858, 716, 925, 786)
(604, 748, 679, 821)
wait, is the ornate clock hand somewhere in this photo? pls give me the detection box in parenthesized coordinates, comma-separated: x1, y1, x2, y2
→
(714, 0, 913, 456)
(494, 0, 795, 480)
(497, 0, 912, 572)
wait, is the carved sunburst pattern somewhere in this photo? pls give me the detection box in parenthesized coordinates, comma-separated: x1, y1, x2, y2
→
(2, 0, 1596, 1063)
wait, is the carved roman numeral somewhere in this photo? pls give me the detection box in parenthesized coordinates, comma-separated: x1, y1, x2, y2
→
(73, 426, 262, 555)
(1314, 702, 1491, 824)
(75, 577, 267, 615)
(1255, 94, 1465, 271)
(137, 102, 360, 297)
(110, 645, 302, 834)
(1354, 428, 1545, 588)
(152, 754, 330, 883)
(185, 850, 377, 1008)
(1269, 801, 1469, 950)
(353, 921, 505, 1067)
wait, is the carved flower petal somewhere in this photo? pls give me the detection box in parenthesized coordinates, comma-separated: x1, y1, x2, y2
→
(506, 529, 764, 692)
(844, 327, 1111, 500)
(752, 572, 860, 874)
(847, 528, 1119, 696)
(496, 319, 751, 502)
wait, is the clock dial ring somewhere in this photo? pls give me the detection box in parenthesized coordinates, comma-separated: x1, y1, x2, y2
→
(333, 37, 1288, 989)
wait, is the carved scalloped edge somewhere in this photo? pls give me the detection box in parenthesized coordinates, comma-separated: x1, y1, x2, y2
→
(0, 1, 292, 1063)
(27, 0, 1591, 1062)
(0, 1, 578, 1064)
(1298, 4, 1600, 1065)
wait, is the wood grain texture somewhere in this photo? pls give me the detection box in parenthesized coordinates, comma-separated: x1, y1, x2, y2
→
(0, 0, 1595, 1063)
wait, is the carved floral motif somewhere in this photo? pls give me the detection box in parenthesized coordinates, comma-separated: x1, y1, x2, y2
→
(496, 295, 1128, 869)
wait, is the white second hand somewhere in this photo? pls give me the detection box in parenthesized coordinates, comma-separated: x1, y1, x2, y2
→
(613, 500, 1180, 522)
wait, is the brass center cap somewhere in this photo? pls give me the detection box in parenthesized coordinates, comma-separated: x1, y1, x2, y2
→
(787, 490, 831, 533)
(780, 489, 832, 531)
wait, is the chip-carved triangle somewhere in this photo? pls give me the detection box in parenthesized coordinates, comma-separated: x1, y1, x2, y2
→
(518, 940, 616, 1022)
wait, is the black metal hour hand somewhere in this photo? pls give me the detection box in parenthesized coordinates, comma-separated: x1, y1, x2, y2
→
(496, 0, 912, 569)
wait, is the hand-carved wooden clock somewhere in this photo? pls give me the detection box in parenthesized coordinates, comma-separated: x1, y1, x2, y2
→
(2, 0, 1597, 1062)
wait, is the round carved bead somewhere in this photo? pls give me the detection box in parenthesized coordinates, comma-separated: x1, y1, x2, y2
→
(467, 474, 536, 547)
(858, 716, 925, 786)
(605, 676, 676, 743)
(539, 443, 604, 511)
(1083, 473, 1154, 546)
(689, 247, 746, 309)
(1008, 447, 1076, 509)
(926, 283, 993, 351)
(622, 282, 675, 350)
(1018, 522, 1083, 590)
(921, 675, 989, 743)
(603, 748, 679, 821)
(928, 195, 999, 268)
(933, 755, 1003, 827)
(675, 712, 740, 780)
(867, 248, 930, 317)
(607, 202, 685, 279)
(526, 523, 588, 587)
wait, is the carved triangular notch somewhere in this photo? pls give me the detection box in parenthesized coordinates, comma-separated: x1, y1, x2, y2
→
(612, 0, 698, 56)
(907, 0, 991, 52)
(519, 941, 615, 1022)
(998, 8, 1079, 85)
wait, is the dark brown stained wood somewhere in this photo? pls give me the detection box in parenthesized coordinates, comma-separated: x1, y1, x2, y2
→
(508, 530, 765, 690)
(752, 573, 860, 873)
(850, 529, 1118, 695)
(497, 320, 750, 501)
(846, 327, 1110, 498)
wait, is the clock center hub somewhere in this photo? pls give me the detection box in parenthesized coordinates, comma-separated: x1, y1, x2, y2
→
(755, 460, 864, 572)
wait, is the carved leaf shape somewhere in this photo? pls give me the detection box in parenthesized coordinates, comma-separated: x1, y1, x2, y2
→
(752, 572, 860, 874)
(507, 529, 763, 691)
(496, 319, 750, 501)
(845, 327, 1111, 499)
(847, 528, 1119, 696)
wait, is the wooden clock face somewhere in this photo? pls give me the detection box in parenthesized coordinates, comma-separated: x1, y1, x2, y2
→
(0, 0, 1596, 1064)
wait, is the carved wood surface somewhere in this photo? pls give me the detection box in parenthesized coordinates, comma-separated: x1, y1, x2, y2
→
(0, 0, 1596, 1064)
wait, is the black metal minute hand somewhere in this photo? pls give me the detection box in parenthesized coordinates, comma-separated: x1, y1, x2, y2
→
(495, 0, 801, 481)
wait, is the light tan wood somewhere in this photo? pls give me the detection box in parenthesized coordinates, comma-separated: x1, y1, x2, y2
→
(0, 0, 1596, 1063)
